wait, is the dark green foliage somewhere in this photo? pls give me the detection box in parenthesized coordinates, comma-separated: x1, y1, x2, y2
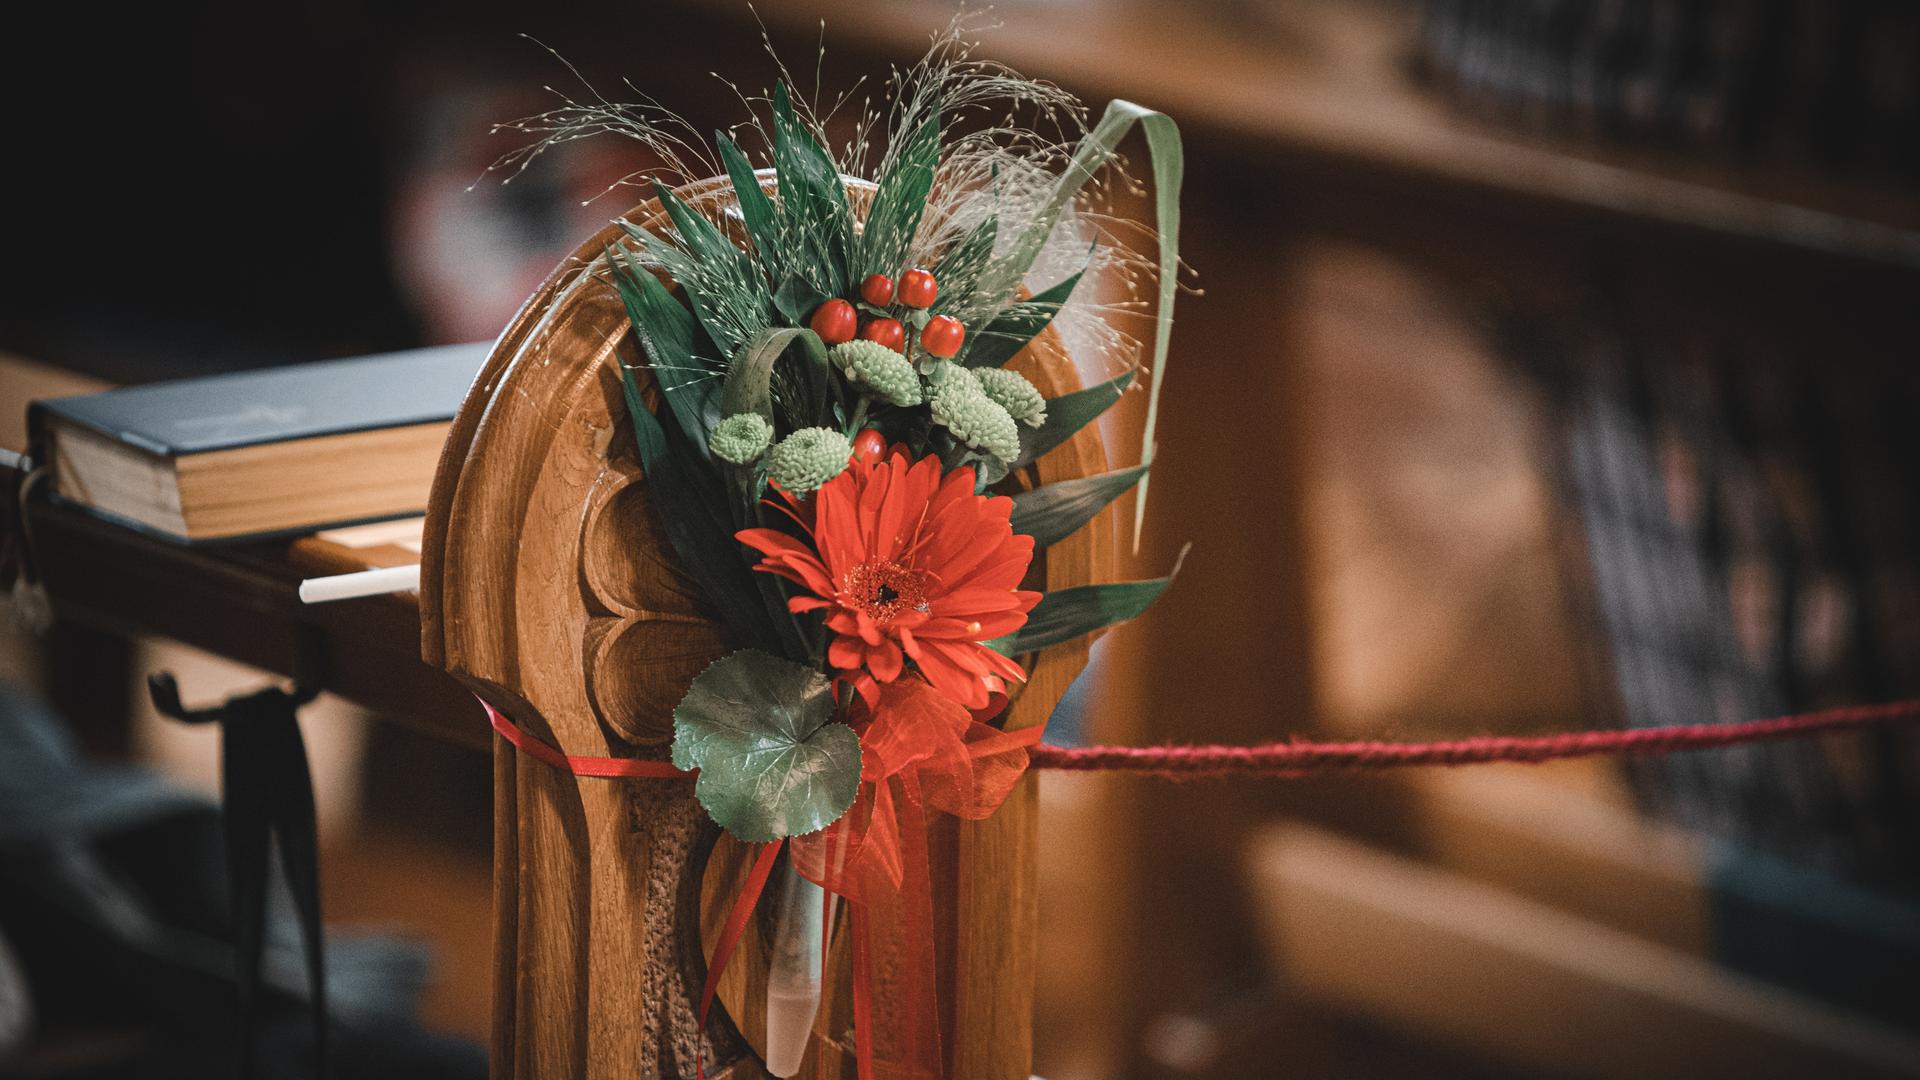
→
(1009, 463, 1149, 549)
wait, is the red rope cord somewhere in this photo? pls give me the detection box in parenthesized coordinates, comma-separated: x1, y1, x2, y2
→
(483, 697, 1920, 781)
(1025, 699, 1920, 778)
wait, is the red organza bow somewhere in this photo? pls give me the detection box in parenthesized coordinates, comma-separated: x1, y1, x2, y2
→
(788, 678, 1039, 1080)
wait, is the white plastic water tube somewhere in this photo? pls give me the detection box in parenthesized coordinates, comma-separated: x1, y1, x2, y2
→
(763, 862, 827, 1077)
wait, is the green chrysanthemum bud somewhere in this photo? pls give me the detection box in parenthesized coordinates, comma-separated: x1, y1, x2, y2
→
(969, 367, 1048, 428)
(931, 378, 1020, 464)
(766, 427, 853, 496)
(830, 339, 921, 407)
(708, 412, 775, 465)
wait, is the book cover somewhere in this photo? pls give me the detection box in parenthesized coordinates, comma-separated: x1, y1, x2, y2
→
(29, 342, 488, 458)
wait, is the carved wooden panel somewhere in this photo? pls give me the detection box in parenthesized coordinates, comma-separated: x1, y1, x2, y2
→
(420, 176, 1112, 1079)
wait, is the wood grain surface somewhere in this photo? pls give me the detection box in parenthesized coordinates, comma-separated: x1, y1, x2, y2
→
(421, 175, 1111, 1079)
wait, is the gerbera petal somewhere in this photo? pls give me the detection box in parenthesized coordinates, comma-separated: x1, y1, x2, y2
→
(926, 637, 1029, 687)
(868, 638, 905, 682)
(952, 537, 1036, 592)
(757, 561, 835, 597)
(924, 516, 1021, 588)
(736, 527, 813, 559)
(926, 610, 1025, 640)
(828, 635, 867, 672)
(759, 554, 836, 598)
(976, 644, 1031, 684)
(913, 644, 990, 710)
(813, 473, 861, 577)
(932, 587, 1033, 617)
(851, 671, 881, 711)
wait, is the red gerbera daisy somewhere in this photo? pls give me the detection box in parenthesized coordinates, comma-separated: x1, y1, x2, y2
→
(737, 447, 1040, 711)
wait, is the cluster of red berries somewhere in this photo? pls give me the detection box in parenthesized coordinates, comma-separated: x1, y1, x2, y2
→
(807, 268, 966, 358)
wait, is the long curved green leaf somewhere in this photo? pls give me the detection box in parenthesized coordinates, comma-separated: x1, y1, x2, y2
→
(1009, 462, 1149, 550)
(985, 544, 1188, 654)
(721, 327, 832, 660)
(972, 100, 1181, 549)
(722, 326, 828, 423)
(1014, 370, 1133, 468)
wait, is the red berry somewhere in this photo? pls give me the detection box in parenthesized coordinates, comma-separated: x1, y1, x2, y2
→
(859, 317, 906, 352)
(897, 268, 938, 308)
(809, 299, 857, 344)
(859, 274, 895, 306)
(920, 314, 966, 358)
(852, 427, 887, 461)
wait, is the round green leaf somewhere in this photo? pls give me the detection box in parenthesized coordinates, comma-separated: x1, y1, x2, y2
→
(671, 649, 861, 842)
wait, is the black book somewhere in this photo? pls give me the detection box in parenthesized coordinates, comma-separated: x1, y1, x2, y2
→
(28, 343, 487, 543)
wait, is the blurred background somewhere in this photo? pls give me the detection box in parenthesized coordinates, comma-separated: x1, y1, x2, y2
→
(4, 0, 1920, 1076)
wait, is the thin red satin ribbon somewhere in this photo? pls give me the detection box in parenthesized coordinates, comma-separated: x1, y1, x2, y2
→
(696, 838, 783, 1080)
(485, 700, 695, 778)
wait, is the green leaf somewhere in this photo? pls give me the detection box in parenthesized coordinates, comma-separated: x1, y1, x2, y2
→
(605, 245, 721, 455)
(612, 360, 779, 654)
(772, 82, 854, 297)
(772, 275, 829, 328)
(1014, 370, 1133, 468)
(961, 268, 1084, 369)
(930, 202, 998, 317)
(971, 100, 1182, 548)
(719, 327, 834, 659)
(672, 649, 862, 842)
(859, 110, 940, 280)
(645, 182, 770, 357)
(718, 325, 828, 512)
(985, 544, 1188, 654)
(715, 131, 783, 279)
(1008, 462, 1149, 550)
(722, 326, 824, 422)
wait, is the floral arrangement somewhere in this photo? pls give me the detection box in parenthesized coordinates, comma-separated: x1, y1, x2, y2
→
(494, 22, 1182, 1077)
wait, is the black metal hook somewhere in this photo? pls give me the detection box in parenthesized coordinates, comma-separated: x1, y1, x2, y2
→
(144, 624, 331, 1079)
(146, 627, 327, 721)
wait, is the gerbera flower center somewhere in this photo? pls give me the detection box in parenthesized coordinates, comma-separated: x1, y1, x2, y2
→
(843, 560, 929, 623)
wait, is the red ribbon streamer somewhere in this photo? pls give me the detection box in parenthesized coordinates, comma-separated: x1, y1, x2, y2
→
(696, 838, 784, 1080)
(784, 682, 1043, 1080)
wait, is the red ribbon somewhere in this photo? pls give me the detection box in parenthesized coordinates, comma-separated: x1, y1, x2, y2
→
(788, 681, 1042, 1080)
(696, 837, 784, 1080)
(485, 701, 694, 778)
(480, 696, 1040, 1080)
